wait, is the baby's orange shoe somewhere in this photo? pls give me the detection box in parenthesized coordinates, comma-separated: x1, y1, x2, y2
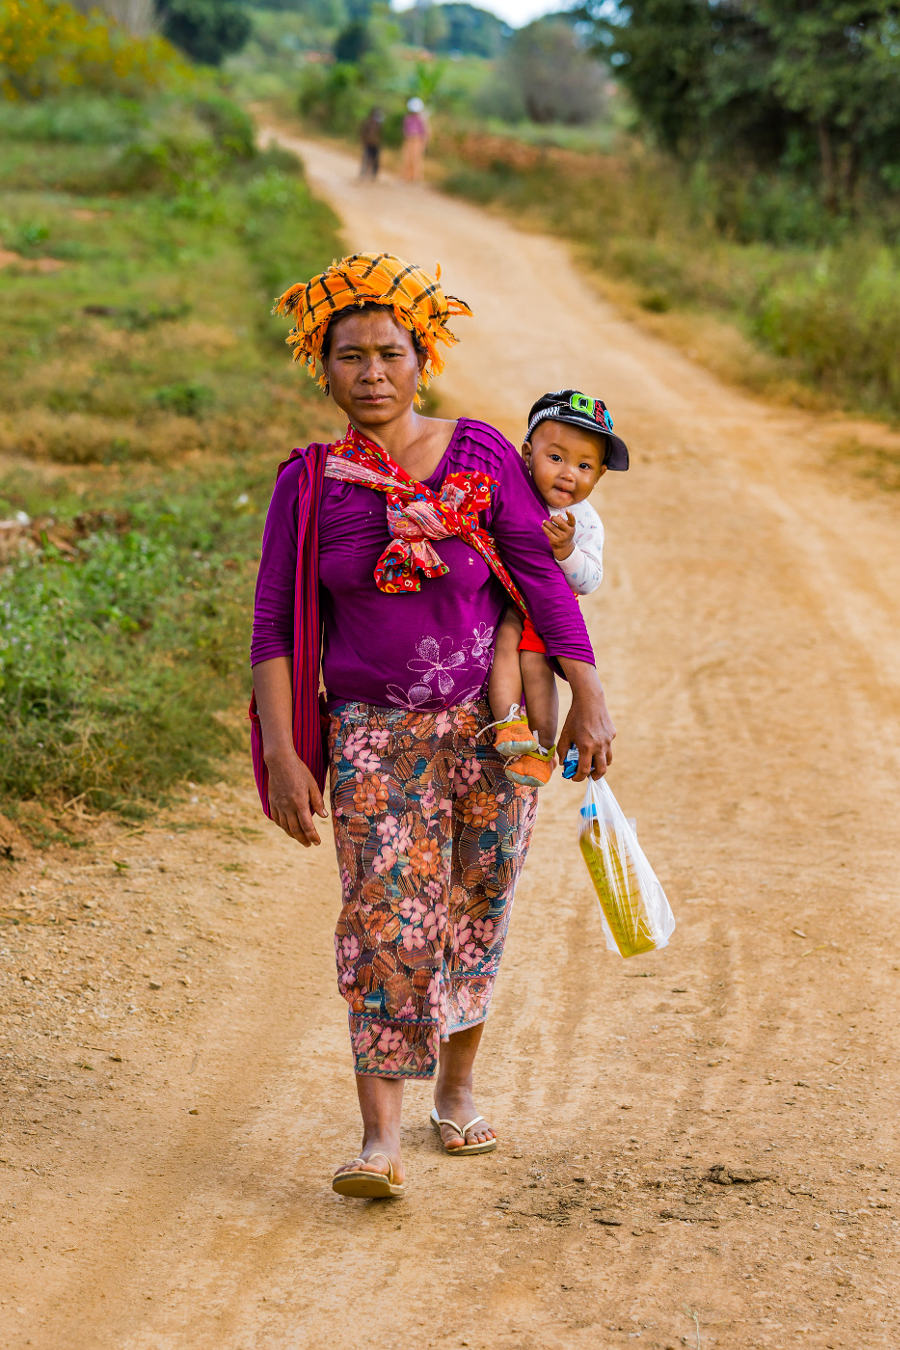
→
(505, 743, 556, 787)
(490, 704, 539, 759)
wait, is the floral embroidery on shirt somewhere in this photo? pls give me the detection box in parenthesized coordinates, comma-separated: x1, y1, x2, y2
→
(385, 626, 495, 710)
(465, 621, 495, 664)
(409, 635, 468, 696)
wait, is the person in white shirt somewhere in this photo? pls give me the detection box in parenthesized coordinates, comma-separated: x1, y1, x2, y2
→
(487, 388, 629, 785)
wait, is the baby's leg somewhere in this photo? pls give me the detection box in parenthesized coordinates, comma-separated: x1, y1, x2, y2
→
(488, 607, 524, 722)
(520, 649, 559, 751)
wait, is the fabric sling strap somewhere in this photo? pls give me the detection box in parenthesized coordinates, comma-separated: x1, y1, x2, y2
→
(250, 442, 328, 814)
(250, 425, 528, 815)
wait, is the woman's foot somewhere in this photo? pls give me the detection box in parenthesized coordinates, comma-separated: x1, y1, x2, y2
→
(337, 1070, 406, 1194)
(332, 1138, 405, 1197)
(432, 1086, 496, 1151)
(433, 1023, 496, 1153)
(332, 1138, 404, 1184)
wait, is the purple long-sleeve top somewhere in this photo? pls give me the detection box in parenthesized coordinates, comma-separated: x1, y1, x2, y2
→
(250, 418, 594, 710)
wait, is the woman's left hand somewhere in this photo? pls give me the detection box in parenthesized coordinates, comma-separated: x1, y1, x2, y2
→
(556, 659, 616, 780)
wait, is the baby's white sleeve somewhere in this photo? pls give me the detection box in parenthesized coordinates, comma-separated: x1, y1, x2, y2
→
(554, 502, 604, 595)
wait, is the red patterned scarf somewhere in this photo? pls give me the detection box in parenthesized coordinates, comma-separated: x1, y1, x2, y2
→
(325, 424, 529, 613)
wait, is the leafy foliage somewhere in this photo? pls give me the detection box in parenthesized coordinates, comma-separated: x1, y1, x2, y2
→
(0, 489, 255, 808)
(438, 130, 900, 419)
(397, 2, 512, 56)
(504, 19, 605, 126)
(581, 1, 900, 210)
(0, 0, 186, 100)
(334, 18, 372, 64)
(0, 92, 342, 813)
(156, 0, 252, 67)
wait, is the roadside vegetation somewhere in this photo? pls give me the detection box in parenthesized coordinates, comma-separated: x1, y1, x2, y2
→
(437, 131, 900, 422)
(239, 0, 900, 425)
(0, 1, 341, 825)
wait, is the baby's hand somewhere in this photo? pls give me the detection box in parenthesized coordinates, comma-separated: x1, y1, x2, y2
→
(542, 511, 576, 559)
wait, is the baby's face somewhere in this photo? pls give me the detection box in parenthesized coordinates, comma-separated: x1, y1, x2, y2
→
(523, 420, 606, 510)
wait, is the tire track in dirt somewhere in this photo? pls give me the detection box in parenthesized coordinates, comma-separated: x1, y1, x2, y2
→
(4, 129, 898, 1350)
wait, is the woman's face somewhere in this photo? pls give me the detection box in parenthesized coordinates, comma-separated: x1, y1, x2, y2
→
(323, 308, 424, 427)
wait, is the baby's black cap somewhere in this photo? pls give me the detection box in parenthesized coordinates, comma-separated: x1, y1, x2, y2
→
(526, 389, 629, 470)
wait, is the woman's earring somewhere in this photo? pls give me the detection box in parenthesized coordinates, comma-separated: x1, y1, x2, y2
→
(324, 380, 330, 396)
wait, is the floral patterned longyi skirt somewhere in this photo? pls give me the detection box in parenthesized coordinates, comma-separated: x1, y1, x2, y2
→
(328, 698, 538, 1079)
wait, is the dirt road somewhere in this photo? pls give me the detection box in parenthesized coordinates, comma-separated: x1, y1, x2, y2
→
(2, 133, 899, 1350)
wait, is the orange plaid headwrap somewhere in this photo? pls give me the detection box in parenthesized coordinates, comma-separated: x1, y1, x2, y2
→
(272, 252, 472, 393)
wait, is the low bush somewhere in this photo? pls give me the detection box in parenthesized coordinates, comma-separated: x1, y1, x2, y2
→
(296, 61, 370, 141)
(0, 93, 144, 143)
(151, 381, 214, 417)
(110, 96, 258, 191)
(749, 245, 900, 412)
(192, 93, 255, 159)
(0, 0, 187, 102)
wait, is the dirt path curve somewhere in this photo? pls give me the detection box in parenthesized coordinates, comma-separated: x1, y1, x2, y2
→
(4, 133, 899, 1350)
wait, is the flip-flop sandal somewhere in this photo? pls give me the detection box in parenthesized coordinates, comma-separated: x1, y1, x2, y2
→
(331, 1152, 406, 1199)
(430, 1107, 498, 1156)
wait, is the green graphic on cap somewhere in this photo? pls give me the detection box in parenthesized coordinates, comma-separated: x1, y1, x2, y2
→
(569, 393, 595, 416)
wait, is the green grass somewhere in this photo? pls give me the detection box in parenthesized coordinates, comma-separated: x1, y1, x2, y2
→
(0, 92, 343, 820)
(0, 472, 265, 812)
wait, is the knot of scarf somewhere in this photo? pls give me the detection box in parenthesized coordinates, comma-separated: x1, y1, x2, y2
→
(324, 425, 528, 613)
(379, 474, 493, 591)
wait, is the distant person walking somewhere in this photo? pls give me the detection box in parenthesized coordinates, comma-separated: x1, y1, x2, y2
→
(359, 107, 383, 180)
(401, 96, 428, 183)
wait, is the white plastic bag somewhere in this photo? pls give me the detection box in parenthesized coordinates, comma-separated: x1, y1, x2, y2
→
(578, 777, 675, 957)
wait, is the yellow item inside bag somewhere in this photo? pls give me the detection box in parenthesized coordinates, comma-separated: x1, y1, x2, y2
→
(578, 779, 675, 958)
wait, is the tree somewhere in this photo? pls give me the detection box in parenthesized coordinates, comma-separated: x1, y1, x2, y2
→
(333, 17, 371, 63)
(243, 0, 346, 18)
(397, 3, 511, 56)
(581, 1, 787, 156)
(155, 0, 251, 66)
(758, 1, 900, 208)
(581, 0, 900, 207)
(505, 19, 605, 125)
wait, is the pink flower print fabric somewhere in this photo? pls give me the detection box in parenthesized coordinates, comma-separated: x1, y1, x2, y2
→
(329, 697, 538, 1079)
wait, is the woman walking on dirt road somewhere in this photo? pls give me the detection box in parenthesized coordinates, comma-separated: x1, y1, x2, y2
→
(250, 252, 615, 1198)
